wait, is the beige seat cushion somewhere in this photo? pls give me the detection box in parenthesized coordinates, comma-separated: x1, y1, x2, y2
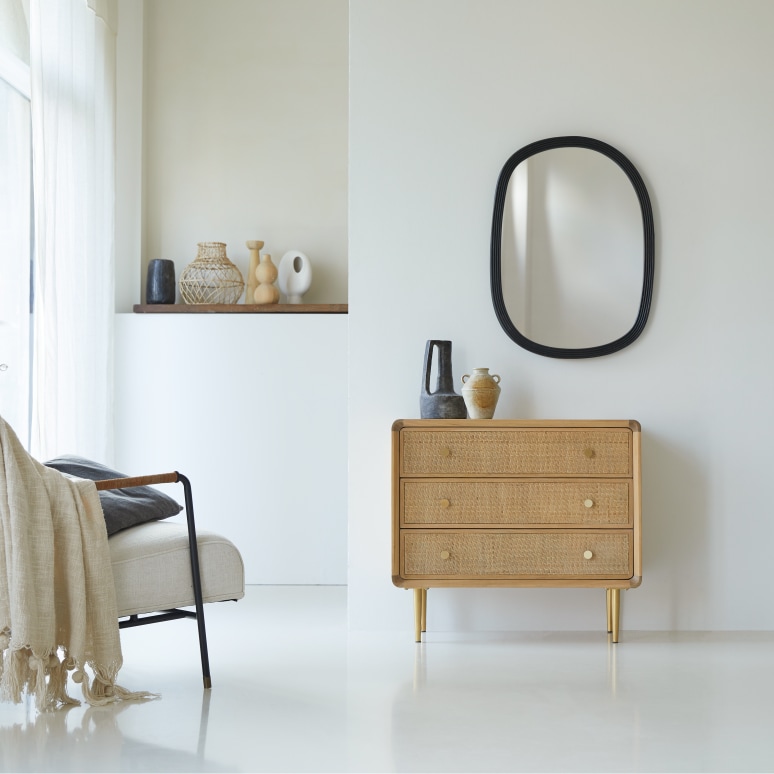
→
(109, 521, 245, 617)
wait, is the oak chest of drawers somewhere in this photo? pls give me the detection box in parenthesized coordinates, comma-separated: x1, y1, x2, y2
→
(391, 419, 642, 642)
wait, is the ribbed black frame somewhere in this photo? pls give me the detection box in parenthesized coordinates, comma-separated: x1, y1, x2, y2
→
(490, 136, 655, 358)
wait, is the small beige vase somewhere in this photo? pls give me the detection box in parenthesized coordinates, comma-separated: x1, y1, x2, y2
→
(461, 368, 501, 419)
(254, 253, 279, 304)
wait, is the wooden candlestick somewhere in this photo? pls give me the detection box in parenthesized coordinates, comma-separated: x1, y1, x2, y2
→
(245, 240, 264, 304)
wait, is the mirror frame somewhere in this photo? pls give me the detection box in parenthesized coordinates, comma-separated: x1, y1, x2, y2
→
(490, 136, 655, 358)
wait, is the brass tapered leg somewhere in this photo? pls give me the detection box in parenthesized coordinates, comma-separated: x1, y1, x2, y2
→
(610, 588, 620, 643)
(606, 588, 613, 633)
(421, 588, 427, 633)
(414, 589, 423, 642)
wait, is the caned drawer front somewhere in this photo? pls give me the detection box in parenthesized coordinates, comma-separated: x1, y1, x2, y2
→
(401, 530, 633, 579)
(400, 429, 631, 477)
(401, 480, 631, 527)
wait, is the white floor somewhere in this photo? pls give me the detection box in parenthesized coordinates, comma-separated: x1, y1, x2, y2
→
(2, 586, 774, 773)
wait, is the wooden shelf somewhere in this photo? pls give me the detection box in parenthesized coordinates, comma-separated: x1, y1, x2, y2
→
(133, 303, 348, 314)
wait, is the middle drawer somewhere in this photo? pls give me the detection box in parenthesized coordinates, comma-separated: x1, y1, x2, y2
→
(401, 479, 632, 527)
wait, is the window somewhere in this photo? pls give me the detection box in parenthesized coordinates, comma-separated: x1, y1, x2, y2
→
(0, 1, 32, 447)
(2, 0, 115, 459)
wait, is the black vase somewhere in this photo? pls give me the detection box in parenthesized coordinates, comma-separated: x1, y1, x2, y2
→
(420, 340, 467, 419)
(146, 259, 176, 304)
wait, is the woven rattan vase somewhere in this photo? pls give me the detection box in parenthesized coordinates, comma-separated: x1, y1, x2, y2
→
(179, 242, 244, 304)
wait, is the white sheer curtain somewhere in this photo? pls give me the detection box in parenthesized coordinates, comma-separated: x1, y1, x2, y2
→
(29, 0, 116, 462)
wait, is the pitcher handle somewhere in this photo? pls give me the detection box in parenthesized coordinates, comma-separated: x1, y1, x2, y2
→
(422, 340, 436, 396)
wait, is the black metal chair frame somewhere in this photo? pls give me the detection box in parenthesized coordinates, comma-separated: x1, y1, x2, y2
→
(95, 472, 211, 689)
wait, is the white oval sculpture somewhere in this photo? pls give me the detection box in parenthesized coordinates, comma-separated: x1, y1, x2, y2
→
(278, 250, 313, 304)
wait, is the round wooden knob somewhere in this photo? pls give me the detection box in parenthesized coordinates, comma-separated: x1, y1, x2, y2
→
(583, 550, 593, 560)
(440, 447, 451, 458)
(584, 499, 594, 508)
(440, 550, 450, 560)
(439, 498, 450, 508)
(584, 448, 595, 459)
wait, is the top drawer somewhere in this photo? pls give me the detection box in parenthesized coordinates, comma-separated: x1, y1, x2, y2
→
(400, 428, 632, 477)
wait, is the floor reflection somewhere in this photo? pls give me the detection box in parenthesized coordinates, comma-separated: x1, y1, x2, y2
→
(0, 691, 221, 773)
(409, 630, 620, 695)
(4, 590, 774, 772)
(392, 632, 628, 773)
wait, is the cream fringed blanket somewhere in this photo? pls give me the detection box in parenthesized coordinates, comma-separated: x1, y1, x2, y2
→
(0, 416, 155, 711)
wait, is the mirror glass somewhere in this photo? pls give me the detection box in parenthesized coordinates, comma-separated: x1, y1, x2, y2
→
(491, 137, 654, 358)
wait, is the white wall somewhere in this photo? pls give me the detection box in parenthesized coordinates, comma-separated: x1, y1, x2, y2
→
(115, 0, 143, 312)
(116, 0, 348, 310)
(348, 0, 774, 632)
(114, 313, 348, 585)
(112, 0, 349, 584)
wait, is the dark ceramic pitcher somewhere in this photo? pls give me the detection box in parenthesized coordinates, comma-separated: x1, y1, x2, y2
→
(420, 340, 467, 419)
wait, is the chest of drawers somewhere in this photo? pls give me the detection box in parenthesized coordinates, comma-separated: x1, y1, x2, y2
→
(392, 419, 642, 642)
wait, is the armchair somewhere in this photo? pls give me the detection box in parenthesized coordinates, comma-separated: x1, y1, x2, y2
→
(1, 414, 244, 709)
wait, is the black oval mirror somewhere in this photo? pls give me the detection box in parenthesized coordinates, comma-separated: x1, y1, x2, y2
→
(491, 136, 654, 358)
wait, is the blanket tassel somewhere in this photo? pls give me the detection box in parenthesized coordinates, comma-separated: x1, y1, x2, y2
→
(79, 668, 158, 706)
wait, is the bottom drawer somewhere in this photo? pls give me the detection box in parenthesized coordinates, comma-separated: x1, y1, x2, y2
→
(401, 530, 632, 579)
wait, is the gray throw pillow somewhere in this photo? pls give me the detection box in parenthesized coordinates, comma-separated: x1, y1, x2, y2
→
(44, 455, 183, 536)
